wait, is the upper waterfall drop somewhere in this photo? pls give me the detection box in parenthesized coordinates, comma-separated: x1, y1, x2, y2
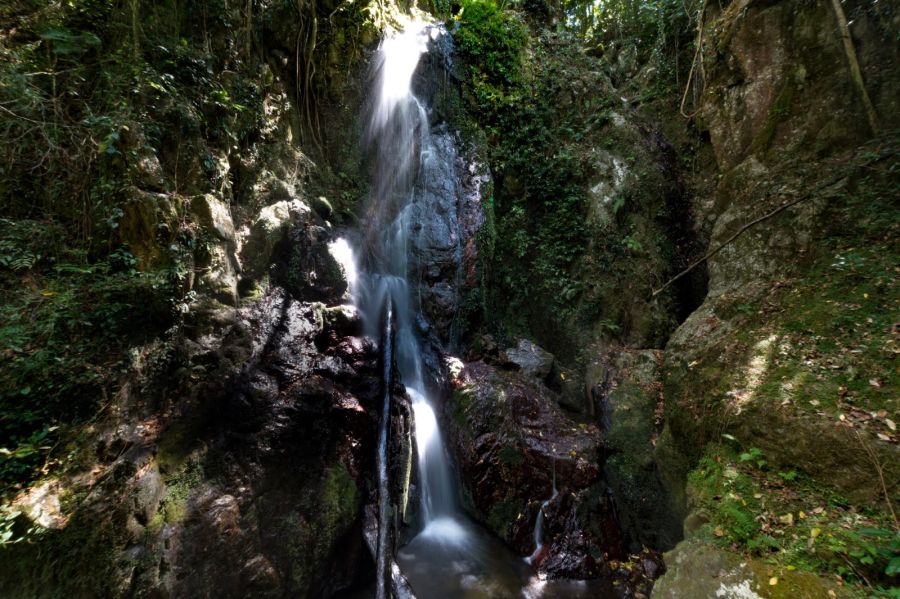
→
(370, 26, 429, 132)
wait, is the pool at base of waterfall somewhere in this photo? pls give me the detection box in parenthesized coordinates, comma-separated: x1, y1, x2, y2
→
(396, 516, 617, 599)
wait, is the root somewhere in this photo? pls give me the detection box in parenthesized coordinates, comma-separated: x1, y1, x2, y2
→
(679, 0, 706, 119)
(830, 0, 880, 135)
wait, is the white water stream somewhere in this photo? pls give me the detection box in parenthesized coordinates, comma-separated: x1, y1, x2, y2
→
(342, 21, 616, 599)
(355, 22, 461, 535)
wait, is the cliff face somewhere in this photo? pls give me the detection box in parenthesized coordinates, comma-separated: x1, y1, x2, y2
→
(658, 0, 898, 508)
(643, 0, 899, 594)
(0, 1, 387, 596)
(1, 0, 897, 597)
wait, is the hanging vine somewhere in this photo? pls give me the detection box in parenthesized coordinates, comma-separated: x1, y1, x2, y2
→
(679, 0, 706, 119)
(293, 0, 322, 150)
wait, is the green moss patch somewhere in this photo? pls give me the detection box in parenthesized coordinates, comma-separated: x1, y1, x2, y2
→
(688, 445, 898, 598)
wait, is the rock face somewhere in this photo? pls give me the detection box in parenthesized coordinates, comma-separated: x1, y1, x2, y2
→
(407, 130, 489, 343)
(648, 0, 900, 593)
(0, 218, 398, 598)
(653, 538, 851, 599)
(443, 357, 621, 579)
(120, 279, 386, 598)
(191, 194, 241, 305)
(655, 0, 900, 508)
(586, 349, 682, 554)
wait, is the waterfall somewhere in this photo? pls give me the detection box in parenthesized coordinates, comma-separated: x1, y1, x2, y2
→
(355, 20, 464, 543)
(527, 465, 557, 566)
(348, 22, 618, 598)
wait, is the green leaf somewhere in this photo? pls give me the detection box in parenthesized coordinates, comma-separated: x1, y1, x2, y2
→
(40, 28, 101, 55)
(859, 528, 894, 538)
(886, 556, 900, 576)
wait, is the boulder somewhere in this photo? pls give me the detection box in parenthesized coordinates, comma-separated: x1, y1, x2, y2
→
(500, 338, 554, 381)
(191, 194, 236, 244)
(119, 189, 181, 270)
(653, 538, 851, 599)
(240, 199, 311, 281)
(443, 358, 620, 578)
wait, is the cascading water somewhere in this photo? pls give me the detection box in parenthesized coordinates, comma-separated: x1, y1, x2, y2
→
(527, 464, 557, 567)
(347, 21, 617, 599)
(354, 21, 462, 539)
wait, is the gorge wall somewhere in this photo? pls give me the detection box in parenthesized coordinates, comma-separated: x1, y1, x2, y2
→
(1, 0, 897, 598)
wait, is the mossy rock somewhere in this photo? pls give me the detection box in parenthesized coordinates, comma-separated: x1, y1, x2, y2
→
(653, 537, 852, 599)
(593, 350, 683, 552)
(119, 189, 182, 271)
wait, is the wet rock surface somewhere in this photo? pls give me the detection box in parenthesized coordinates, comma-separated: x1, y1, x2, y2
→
(444, 357, 628, 579)
(114, 279, 387, 598)
(407, 129, 488, 343)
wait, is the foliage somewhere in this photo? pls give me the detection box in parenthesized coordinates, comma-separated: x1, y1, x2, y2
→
(455, 0, 528, 109)
(454, 3, 686, 356)
(0, 247, 176, 493)
(555, 0, 695, 48)
(690, 446, 900, 596)
(0, 0, 288, 499)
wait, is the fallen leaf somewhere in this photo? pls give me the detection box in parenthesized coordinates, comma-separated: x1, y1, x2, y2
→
(769, 577, 778, 586)
(714, 527, 724, 537)
(877, 433, 891, 442)
(811, 527, 821, 538)
(779, 513, 795, 526)
(886, 418, 896, 431)
(869, 378, 883, 388)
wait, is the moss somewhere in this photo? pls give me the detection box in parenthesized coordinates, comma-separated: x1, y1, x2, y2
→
(487, 497, 521, 540)
(749, 72, 798, 156)
(449, 388, 473, 428)
(0, 504, 127, 598)
(686, 446, 898, 596)
(498, 445, 525, 467)
(284, 463, 360, 596)
(148, 457, 204, 535)
(320, 464, 359, 530)
(156, 419, 206, 474)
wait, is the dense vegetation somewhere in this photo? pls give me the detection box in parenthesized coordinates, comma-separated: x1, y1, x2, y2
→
(0, 0, 366, 497)
(1, 0, 897, 597)
(452, 0, 702, 358)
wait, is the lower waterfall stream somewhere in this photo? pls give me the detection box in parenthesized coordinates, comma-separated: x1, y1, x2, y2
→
(348, 21, 617, 598)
